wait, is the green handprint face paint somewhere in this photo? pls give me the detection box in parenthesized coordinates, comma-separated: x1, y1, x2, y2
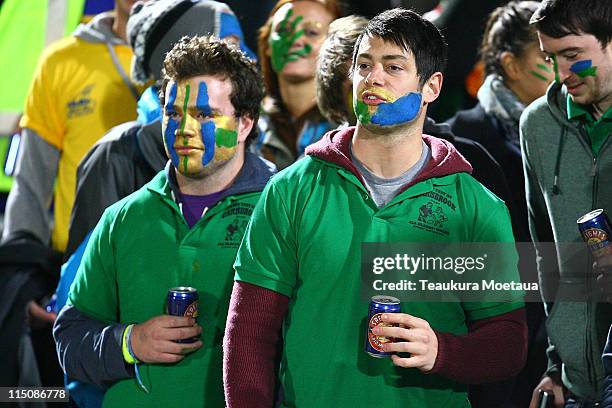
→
(269, 8, 311, 72)
(268, 2, 334, 75)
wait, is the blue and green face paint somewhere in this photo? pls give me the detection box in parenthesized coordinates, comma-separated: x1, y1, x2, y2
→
(570, 60, 597, 78)
(162, 80, 239, 177)
(354, 86, 422, 127)
(269, 7, 312, 73)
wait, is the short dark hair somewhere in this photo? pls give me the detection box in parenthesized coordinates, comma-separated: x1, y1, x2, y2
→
(316, 15, 369, 125)
(160, 35, 264, 144)
(351, 8, 448, 88)
(530, 0, 612, 47)
(481, 1, 540, 78)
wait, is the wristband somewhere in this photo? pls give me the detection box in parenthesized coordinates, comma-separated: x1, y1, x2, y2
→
(123, 324, 149, 393)
(122, 325, 138, 364)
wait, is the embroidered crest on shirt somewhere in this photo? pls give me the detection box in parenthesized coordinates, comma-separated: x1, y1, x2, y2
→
(410, 189, 456, 236)
(218, 202, 255, 248)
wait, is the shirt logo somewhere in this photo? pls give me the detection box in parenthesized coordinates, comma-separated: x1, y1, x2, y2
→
(409, 189, 456, 236)
(417, 200, 448, 227)
(217, 202, 255, 248)
(67, 84, 96, 118)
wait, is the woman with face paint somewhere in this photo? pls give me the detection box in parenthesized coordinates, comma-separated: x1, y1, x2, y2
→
(255, 0, 342, 170)
(447, 1, 554, 244)
(446, 3, 554, 407)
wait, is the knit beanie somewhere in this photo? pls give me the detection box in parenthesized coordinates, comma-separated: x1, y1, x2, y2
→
(127, 0, 253, 84)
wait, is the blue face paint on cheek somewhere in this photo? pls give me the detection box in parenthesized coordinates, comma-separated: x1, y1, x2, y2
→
(570, 60, 592, 73)
(570, 59, 597, 78)
(371, 92, 422, 126)
(201, 121, 216, 166)
(164, 83, 180, 167)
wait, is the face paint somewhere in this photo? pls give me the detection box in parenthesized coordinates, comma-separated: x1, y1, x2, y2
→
(163, 83, 180, 168)
(196, 82, 215, 168)
(552, 55, 560, 83)
(163, 80, 239, 178)
(354, 87, 422, 127)
(529, 63, 553, 82)
(269, 8, 312, 73)
(570, 60, 598, 78)
(179, 83, 191, 174)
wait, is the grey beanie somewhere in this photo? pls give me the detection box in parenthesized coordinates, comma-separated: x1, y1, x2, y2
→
(127, 0, 239, 84)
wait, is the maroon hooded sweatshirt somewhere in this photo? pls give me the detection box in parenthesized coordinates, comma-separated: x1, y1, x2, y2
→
(223, 128, 527, 407)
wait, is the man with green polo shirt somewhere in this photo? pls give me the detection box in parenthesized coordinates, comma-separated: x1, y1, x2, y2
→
(521, 1, 612, 407)
(52, 36, 274, 407)
(223, 9, 528, 408)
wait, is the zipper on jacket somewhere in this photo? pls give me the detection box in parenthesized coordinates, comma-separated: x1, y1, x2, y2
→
(577, 125, 599, 391)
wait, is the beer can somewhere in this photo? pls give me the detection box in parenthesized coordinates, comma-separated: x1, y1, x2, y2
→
(365, 295, 400, 358)
(167, 287, 199, 343)
(577, 209, 612, 260)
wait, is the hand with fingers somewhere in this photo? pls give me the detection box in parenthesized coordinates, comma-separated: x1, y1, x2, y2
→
(528, 374, 565, 408)
(371, 313, 438, 372)
(269, 9, 312, 73)
(130, 315, 203, 364)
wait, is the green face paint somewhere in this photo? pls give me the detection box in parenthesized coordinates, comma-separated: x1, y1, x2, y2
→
(537, 63, 552, 73)
(179, 84, 191, 175)
(269, 8, 312, 73)
(529, 70, 550, 82)
(355, 100, 371, 125)
(215, 128, 238, 148)
(552, 55, 560, 83)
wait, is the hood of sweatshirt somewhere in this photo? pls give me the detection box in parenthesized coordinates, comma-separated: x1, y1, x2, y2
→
(73, 12, 125, 45)
(305, 126, 472, 193)
(545, 82, 577, 128)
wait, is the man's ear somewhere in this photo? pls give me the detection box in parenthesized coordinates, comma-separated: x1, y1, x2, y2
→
(421, 71, 443, 104)
(500, 51, 520, 81)
(237, 115, 255, 143)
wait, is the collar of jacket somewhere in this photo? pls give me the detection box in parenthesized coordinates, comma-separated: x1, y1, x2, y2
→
(148, 152, 276, 204)
(305, 126, 472, 194)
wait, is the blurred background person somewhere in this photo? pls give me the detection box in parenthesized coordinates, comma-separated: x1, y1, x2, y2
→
(254, 0, 342, 170)
(447, 3, 553, 406)
(47, 1, 253, 405)
(0, 0, 143, 392)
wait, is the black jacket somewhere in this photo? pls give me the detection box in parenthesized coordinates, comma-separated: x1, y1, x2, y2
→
(424, 117, 511, 206)
(65, 120, 167, 258)
(446, 104, 528, 242)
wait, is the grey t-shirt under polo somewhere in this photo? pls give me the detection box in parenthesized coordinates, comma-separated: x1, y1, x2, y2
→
(350, 141, 430, 208)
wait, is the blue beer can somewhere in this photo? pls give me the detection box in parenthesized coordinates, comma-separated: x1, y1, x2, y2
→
(577, 209, 612, 260)
(167, 286, 199, 343)
(365, 295, 401, 358)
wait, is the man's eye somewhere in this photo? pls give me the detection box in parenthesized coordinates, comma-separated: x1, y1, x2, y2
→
(166, 111, 180, 120)
(358, 63, 370, 70)
(196, 111, 213, 120)
(388, 65, 403, 72)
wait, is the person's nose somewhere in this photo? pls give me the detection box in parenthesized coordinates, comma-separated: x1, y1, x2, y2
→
(365, 63, 385, 87)
(176, 114, 198, 137)
(556, 58, 573, 83)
